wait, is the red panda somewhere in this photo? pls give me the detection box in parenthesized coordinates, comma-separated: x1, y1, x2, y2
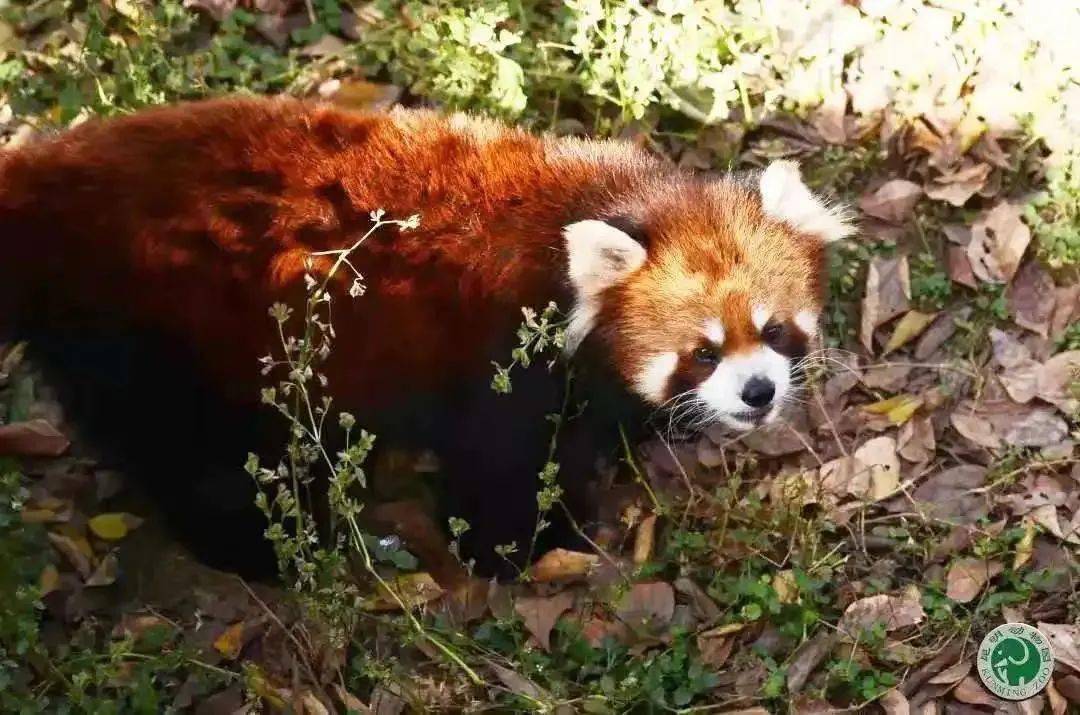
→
(0, 96, 851, 575)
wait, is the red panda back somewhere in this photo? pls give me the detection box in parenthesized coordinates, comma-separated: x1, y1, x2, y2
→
(0, 97, 658, 408)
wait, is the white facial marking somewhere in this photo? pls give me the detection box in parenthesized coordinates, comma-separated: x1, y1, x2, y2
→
(695, 347, 791, 431)
(563, 220, 648, 353)
(794, 310, 819, 337)
(636, 352, 679, 403)
(759, 160, 854, 243)
(751, 305, 771, 331)
(703, 319, 725, 345)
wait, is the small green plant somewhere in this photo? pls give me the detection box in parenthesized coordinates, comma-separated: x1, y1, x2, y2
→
(357, 1, 531, 118)
(248, 212, 415, 637)
(1, 0, 305, 125)
(0, 463, 230, 710)
(910, 250, 952, 310)
(825, 656, 897, 703)
(1056, 320, 1080, 351)
(246, 210, 479, 687)
(1027, 164, 1080, 268)
(490, 302, 567, 394)
(0, 464, 45, 704)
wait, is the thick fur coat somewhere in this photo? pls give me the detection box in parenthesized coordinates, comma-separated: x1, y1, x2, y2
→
(0, 97, 849, 574)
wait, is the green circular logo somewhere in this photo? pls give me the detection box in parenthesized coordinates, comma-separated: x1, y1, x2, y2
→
(977, 623, 1053, 700)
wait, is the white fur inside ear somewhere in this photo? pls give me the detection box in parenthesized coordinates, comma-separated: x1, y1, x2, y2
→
(563, 220, 648, 354)
(759, 160, 854, 243)
(564, 220, 647, 297)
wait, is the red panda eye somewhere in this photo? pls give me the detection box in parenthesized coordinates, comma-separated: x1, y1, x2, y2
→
(762, 323, 784, 344)
(692, 347, 719, 364)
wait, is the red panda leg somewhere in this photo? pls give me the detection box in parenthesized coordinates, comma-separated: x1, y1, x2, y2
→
(432, 365, 593, 576)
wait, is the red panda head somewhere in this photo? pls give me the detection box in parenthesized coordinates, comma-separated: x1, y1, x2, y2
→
(564, 160, 853, 431)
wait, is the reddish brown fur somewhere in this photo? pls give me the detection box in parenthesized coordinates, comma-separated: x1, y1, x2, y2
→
(0, 96, 824, 412)
(0, 96, 835, 574)
(0, 98, 642, 408)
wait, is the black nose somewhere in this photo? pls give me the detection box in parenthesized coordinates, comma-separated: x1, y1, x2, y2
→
(741, 376, 775, 408)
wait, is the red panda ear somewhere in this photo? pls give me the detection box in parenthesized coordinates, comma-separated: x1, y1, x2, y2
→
(563, 219, 648, 297)
(759, 160, 854, 244)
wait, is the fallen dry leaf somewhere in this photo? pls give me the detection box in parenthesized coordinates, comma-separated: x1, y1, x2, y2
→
(85, 552, 119, 587)
(897, 416, 935, 463)
(883, 310, 937, 355)
(993, 405, 1069, 447)
(1014, 519, 1037, 569)
(1050, 285, 1079, 340)
(853, 435, 900, 500)
(616, 581, 675, 629)
(878, 688, 910, 715)
(838, 591, 925, 636)
(88, 512, 142, 541)
(515, 591, 574, 651)
(1037, 350, 1080, 415)
(487, 580, 515, 621)
(370, 686, 406, 715)
(864, 394, 923, 425)
(1056, 674, 1080, 703)
(773, 570, 799, 605)
(47, 532, 93, 579)
(488, 661, 548, 700)
(1039, 622, 1080, 673)
(0, 420, 69, 457)
(112, 614, 174, 642)
(860, 363, 913, 391)
(915, 311, 961, 359)
(332, 684, 369, 714)
(298, 692, 331, 715)
(924, 162, 991, 206)
(811, 89, 847, 144)
(950, 410, 1002, 449)
(324, 79, 402, 113)
(990, 328, 1032, 368)
(925, 658, 972, 685)
(945, 558, 1003, 603)
(1008, 261, 1056, 336)
(942, 223, 972, 245)
(913, 465, 990, 526)
(438, 578, 490, 625)
(861, 256, 911, 352)
(967, 202, 1031, 283)
(298, 33, 347, 58)
(39, 564, 60, 596)
(213, 622, 247, 660)
(947, 245, 978, 289)
(820, 456, 866, 499)
(740, 417, 810, 456)
(1028, 503, 1071, 542)
(786, 631, 837, 693)
(531, 549, 600, 583)
(365, 572, 444, 611)
(1002, 474, 1069, 515)
(859, 179, 923, 223)
(21, 501, 72, 524)
(696, 631, 735, 669)
(696, 437, 725, 467)
(674, 577, 721, 622)
(632, 514, 658, 565)
(998, 360, 1041, 403)
(1047, 679, 1068, 715)
(953, 674, 1005, 706)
